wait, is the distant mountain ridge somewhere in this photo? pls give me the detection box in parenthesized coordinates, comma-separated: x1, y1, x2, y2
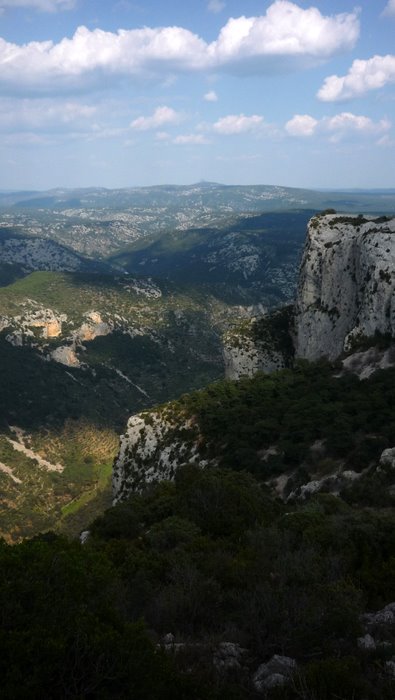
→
(0, 182, 394, 212)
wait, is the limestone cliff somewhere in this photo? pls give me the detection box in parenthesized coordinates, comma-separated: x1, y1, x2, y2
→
(112, 212, 395, 503)
(113, 409, 205, 501)
(294, 213, 395, 360)
(223, 307, 294, 379)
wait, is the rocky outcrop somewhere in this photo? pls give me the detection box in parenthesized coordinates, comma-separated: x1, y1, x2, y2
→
(223, 307, 294, 380)
(223, 335, 285, 380)
(73, 311, 113, 343)
(113, 410, 206, 502)
(50, 345, 80, 367)
(112, 213, 395, 502)
(294, 214, 395, 360)
(379, 447, 395, 470)
(341, 345, 395, 379)
(252, 655, 297, 693)
(224, 214, 395, 374)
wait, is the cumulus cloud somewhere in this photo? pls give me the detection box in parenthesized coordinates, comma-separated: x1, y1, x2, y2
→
(208, 1, 359, 73)
(0, 0, 75, 11)
(382, 0, 395, 17)
(213, 114, 264, 134)
(285, 114, 318, 136)
(324, 113, 391, 141)
(173, 133, 210, 144)
(207, 0, 225, 13)
(0, 2, 359, 94)
(204, 90, 218, 102)
(286, 111, 391, 141)
(318, 55, 395, 102)
(130, 106, 183, 131)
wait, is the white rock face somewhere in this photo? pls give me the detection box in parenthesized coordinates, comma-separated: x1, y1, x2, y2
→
(253, 655, 297, 693)
(223, 336, 285, 380)
(112, 411, 206, 503)
(223, 308, 292, 380)
(112, 214, 395, 502)
(294, 214, 395, 360)
(357, 633, 376, 651)
(342, 345, 395, 378)
(1, 303, 67, 345)
(50, 345, 80, 367)
(74, 311, 113, 342)
(379, 447, 395, 470)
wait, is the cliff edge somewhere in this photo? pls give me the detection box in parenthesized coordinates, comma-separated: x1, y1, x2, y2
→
(294, 213, 395, 360)
(112, 212, 395, 503)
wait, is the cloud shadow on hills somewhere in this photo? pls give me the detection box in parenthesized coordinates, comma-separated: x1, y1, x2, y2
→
(106, 210, 314, 306)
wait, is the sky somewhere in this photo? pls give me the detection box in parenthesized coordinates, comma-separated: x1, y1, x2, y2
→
(0, 0, 394, 191)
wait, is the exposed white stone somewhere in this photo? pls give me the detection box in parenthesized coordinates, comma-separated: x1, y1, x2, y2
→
(0, 461, 22, 484)
(5, 331, 23, 346)
(2, 303, 67, 347)
(357, 633, 376, 651)
(223, 335, 285, 379)
(342, 346, 395, 379)
(362, 602, 395, 627)
(294, 215, 395, 360)
(50, 345, 80, 367)
(213, 642, 247, 673)
(80, 530, 90, 544)
(299, 479, 324, 497)
(123, 278, 162, 298)
(379, 447, 395, 470)
(112, 411, 205, 502)
(112, 213, 395, 502)
(253, 655, 297, 693)
(223, 308, 290, 380)
(7, 426, 63, 473)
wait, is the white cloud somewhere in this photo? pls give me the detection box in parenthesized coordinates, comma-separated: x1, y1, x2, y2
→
(382, 1, 395, 17)
(209, 2, 359, 72)
(130, 106, 183, 131)
(204, 90, 218, 102)
(286, 111, 391, 142)
(324, 113, 391, 142)
(207, 0, 225, 14)
(318, 55, 395, 102)
(0, 98, 96, 131)
(173, 134, 210, 144)
(0, 0, 75, 11)
(325, 112, 389, 133)
(285, 114, 318, 136)
(0, 2, 359, 94)
(213, 114, 264, 134)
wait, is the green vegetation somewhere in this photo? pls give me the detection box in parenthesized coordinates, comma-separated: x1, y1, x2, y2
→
(0, 267, 223, 540)
(1, 466, 394, 698)
(0, 533, 213, 700)
(177, 360, 395, 479)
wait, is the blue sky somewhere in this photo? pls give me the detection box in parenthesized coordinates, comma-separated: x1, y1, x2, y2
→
(0, 0, 394, 190)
